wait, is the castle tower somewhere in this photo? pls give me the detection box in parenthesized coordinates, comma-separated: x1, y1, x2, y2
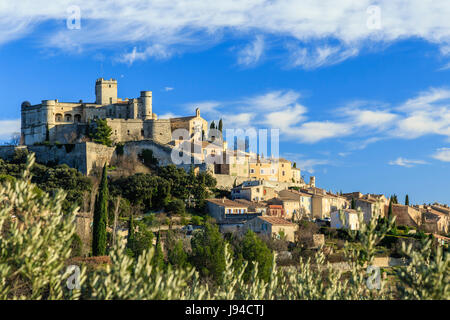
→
(140, 91, 153, 120)
(95, 78, 117, 105)
(310, 176, 316, 188)
(41, 99, 56, 126)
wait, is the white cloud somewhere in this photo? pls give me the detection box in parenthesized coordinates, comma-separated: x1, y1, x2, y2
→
(289, 121, 353, 143)
(222, 113, 254, 128)
(262, 103, 307, 128)
(2, 1, 450, 68)
(164, 87, 174, 92)
(388, 157, 428, 168)
(289, 45, 359, 69)
(187, 101, 221, 115)
(237, 36, 265, 66)
(0, 119, 21, 141)
(244, 90, 300, 111)
(158, 112, 182, 119)
(283, 153, 329, 174)
(117, 45, 172, 65)
(184, 86, 450, 145)
(432, 148, 450, 162)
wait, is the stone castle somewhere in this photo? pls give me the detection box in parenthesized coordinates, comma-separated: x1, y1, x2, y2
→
(0, 78, 307, 190)
(21, 78, 208, 146)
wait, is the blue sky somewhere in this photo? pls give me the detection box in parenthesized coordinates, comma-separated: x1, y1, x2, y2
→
(0, 1, 449, 204)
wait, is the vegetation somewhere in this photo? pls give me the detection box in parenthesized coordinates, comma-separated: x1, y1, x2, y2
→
(89, 119, 113, 147)
(92, 165, 109, 256)
(0, 154, 448, 300)
(190, 223, 227, 284)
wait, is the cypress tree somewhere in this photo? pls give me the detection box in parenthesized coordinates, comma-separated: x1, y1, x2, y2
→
(351, 198, 356, 209)
(127, 214, 135, 250)
(210, 121, 215, 130)
(405, 194, 409, 206)
(152, 231, 165, 270)
(92, 165, 109, 256)
(388, 200, 393, 219)
(218, 119, 223, 132)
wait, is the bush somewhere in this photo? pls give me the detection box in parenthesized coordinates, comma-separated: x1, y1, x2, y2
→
(165, 199, 186, 215)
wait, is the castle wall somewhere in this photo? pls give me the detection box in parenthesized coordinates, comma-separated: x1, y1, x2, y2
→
(85, 142, 116, 174)
(122, 140, 175, 166)
(144, 119, 172, 144)
(214, 174, 301, 191)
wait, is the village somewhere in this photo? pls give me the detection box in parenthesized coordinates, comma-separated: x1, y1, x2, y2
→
(0, 78, 447, 277)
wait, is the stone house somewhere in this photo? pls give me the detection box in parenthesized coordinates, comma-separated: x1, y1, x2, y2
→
(243, 216, 299, 242)
(292, 167, 302, 184)
(277, 189, 312, 218)
(231, 179, 276, 202)
(331, 209, 360, 230)
(307, 188, 348, 219)
(267, 205, 285, 218)
(418, 206, 449, 234)
(206, 198, 261, 224)
(386, 204, 422, 228)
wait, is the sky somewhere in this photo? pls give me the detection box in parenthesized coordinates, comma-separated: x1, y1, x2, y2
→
(0, 0, 449, 205)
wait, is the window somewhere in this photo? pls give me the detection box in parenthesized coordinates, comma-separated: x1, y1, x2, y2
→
(110, 97, 113, 104)
(250, 169, 255, 174)
(282, 171, 285, 176)
(65, 114, 72, 122)
(127, 130, 130, 135)
(74, 114, 81, 122)
(141, 129, 144, 136)
(55, 114, 62, 122)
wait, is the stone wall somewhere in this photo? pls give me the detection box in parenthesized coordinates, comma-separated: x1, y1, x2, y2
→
(145, 119, 172, 145)
(28, 143, 89, 173)
(214, 174, 302, 191)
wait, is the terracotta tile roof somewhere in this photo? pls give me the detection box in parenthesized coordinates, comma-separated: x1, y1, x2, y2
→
(207, 198, 248, 208)
(258, 216, 296, 226)
(234, 199, 267, 208)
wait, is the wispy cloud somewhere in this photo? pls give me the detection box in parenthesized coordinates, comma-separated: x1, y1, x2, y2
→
(432, 148, 450, 162)
(0, 119, 21, 141)
(117, 45, 172, 65)
(164, 87, 174, 92)
(283, 153, 329, 174)
(388, 157, 428, 168)
(288, 45, 359, 69)
(2, 1, 450, 68)
(237, 36, 265, 66)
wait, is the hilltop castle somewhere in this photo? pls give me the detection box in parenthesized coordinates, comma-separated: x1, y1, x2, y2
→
(4, 78, 307, 190)
(21, 78, 208, 146)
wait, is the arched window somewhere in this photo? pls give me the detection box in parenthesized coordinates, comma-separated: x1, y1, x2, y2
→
(65, 114, 72, 122)
(74, 114, 82, 122)
(55, 114, 62, 122)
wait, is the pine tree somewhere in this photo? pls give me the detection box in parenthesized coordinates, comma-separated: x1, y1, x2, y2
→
(405, 194, 410, 206)
(92, 165, 109, 256)
(218, 119, 223, 132)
